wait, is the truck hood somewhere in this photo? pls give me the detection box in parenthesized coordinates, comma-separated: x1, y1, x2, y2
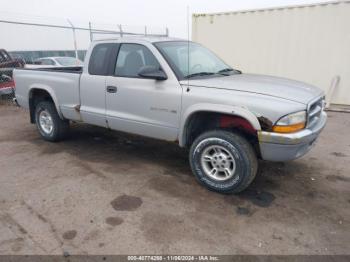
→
(181, 74, 323, 105)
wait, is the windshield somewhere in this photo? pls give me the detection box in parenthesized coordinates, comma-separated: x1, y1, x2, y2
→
(55, 57, 82, 66)
(154, 41, 236, 79)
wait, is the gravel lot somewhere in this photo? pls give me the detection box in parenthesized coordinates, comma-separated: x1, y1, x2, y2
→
(0, 103, 349, 255)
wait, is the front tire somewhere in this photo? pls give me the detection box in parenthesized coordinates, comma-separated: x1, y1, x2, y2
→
(189, 130, 258, 194)
(35, 101, 69, 142)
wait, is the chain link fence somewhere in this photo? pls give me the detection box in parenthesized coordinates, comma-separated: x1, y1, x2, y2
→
(0, 15, 169, 64)
(0, 14, 169, 107)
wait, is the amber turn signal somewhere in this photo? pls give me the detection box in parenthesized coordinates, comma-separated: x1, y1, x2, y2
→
(272, 122, 305, 133)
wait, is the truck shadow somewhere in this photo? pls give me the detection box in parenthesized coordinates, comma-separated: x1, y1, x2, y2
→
(1, 110, 323, 205)
(30, 123, 322, 204)
(36, 123, 192, 176)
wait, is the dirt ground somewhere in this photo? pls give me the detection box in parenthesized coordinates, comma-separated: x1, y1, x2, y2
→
(0, 103, 349, 255)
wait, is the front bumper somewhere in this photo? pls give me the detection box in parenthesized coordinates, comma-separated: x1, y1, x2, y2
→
(258, 111, 327, 161)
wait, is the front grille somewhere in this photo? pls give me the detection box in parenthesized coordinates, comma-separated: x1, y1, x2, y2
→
(307, 96, 325, 127)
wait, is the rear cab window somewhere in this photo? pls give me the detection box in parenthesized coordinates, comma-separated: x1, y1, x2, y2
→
(88, 43, 118, 76)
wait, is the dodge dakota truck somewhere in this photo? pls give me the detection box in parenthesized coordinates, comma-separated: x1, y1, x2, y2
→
(14, 37, 327, 193)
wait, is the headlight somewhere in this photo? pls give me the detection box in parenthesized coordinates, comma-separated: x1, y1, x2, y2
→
(272, 111, 306, 133)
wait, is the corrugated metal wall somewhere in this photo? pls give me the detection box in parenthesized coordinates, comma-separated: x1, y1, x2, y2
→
(192, 1, 350, 106)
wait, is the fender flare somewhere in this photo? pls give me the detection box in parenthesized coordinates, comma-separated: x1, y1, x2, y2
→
(28, 84, 64, 120)
(178, 103, 261, 147)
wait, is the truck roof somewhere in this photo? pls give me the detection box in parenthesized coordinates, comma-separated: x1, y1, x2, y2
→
(93, 36, 185, 44)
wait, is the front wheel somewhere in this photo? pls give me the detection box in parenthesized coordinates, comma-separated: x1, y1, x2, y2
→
(189, 130, 258, 194)
(35, 101, 69, 142)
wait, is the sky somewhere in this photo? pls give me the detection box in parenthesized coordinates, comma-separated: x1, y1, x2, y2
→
(0, 0, 332, 51)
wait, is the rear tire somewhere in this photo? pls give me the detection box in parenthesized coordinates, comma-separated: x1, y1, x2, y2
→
(189, 130, 258, 194)
(35, 101, 69, 142)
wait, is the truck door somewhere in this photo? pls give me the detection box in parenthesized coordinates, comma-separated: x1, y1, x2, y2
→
(105, 43, 182, 141)
(80, 43, 117, 127)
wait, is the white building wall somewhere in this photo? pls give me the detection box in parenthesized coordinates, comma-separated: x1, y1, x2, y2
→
(192, 1, 350, 106)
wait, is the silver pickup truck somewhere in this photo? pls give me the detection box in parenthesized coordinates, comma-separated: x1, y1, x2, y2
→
(14, 37, 327, 193)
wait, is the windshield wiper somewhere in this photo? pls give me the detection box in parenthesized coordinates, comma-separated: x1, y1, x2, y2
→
(184, 72, 216, 79)
(218, 68, 234, 73)
(217, 68, 241, 75)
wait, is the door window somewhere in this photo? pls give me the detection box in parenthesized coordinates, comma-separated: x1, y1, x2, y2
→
(115, 44, 160, 78)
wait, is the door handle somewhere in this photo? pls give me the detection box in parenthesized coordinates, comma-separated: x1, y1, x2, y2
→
(107, 86, 117, 93)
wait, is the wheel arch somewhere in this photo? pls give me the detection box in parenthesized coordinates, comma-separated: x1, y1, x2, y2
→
(179, 104, 261, 148)
(28, 86, 63, 123)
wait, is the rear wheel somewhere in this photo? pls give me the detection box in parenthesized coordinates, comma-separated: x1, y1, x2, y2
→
(189, 130, 258, 194)
(35, 101, 69, 142)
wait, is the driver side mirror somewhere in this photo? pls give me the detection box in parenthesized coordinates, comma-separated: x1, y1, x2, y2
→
(138, 66, 167, 81)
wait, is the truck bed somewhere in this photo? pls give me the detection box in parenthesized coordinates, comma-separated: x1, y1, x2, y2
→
(14, 67, 82, 121)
